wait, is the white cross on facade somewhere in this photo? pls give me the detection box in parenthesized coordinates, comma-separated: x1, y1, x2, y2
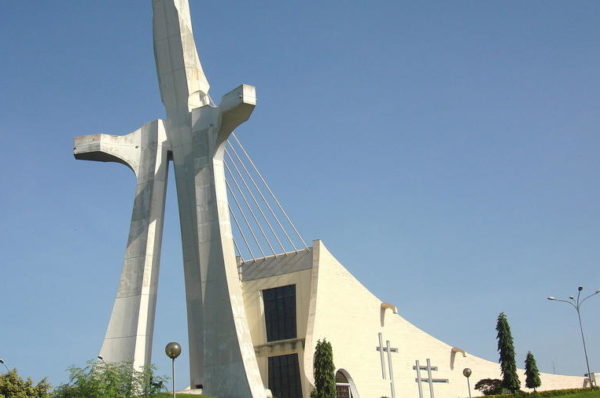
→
(376, 332, 399, 398)
(414, 358, 449, 398)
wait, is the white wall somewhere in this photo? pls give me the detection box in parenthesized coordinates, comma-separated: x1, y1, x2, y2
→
(305, 240, 586, 398)
(240, 241, 587, 398)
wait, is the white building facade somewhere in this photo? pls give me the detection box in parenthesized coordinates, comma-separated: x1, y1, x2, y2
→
(240, 240, 589, 398)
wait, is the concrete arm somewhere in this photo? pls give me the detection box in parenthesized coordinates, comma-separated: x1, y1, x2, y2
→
(73, 130, 142, 175)
(217, 84, 256, 146)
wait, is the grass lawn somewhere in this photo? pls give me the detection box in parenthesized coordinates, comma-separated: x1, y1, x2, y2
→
(156, 389, 600, 398)
(481, 389, 600, 398)
(554, 390, 600, 398)
(156, 388, 600, 398)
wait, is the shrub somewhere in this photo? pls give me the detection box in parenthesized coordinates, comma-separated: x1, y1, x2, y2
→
(479, 387, 600, 398)
(311, 339, 336, 398)
(0, 369, 50, 398)
(52, 360, 166, 398)
(524, 352, 541, 392)
(475, 378, 503, 395)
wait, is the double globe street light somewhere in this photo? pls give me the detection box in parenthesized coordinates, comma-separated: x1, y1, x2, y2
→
(547, 286, 600, 388)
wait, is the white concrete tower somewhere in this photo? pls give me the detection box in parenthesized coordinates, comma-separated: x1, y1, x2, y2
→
(74, 1, 266, 397)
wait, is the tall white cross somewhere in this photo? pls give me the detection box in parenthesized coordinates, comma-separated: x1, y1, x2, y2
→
(414, 359, 449, 398)
(376, 332, 399, 398)
(74, 1, 265, 397)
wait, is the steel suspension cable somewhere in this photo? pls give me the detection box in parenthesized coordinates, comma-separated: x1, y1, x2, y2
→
(231, 133, 308, 248)
(225, 150, 286, 253)
(227, 202, 253, 260)
(227, 142, 298, 251)
(225, 178, 266, 257)
(225, 162, 276, 256)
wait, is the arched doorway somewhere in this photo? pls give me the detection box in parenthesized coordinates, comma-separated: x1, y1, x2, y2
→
(335, 369, 359, 398)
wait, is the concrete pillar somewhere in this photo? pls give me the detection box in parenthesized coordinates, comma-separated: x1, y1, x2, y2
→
(74, 120, 169, 370)
(75, 1, 267, 397)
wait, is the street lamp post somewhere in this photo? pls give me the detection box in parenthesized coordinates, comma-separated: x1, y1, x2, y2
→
(165, 342, 182, 398)
(547, 286, 600, 388)
(0, 359, 9, 373)
(463, 368, 472, 398)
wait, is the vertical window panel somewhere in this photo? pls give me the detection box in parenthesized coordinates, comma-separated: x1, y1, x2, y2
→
(268, 354, 303, 398)
(263, 284, 297, 341)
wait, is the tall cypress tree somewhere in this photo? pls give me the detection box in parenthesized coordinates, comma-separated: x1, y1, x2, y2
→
(496, 312, 520, 393)
(525, 351, 541, 392)
(311, 339, 336, 398)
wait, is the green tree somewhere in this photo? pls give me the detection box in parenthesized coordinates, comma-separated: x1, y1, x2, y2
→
(496, 312, 520, 393)
(524, 351, 541, 392)
(474, 378, 503, 396)
(311, 339, 336, 398)
(0, 369, 50, 398)
(52, 360, 166, 398)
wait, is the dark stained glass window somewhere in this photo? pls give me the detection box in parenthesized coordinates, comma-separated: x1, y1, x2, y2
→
(335, 371, 349, 383)
(268, 354, 303, 398)
(336, 385, 351, 398)
(336, 371, 352, 398)
(263, 284, 296, 342)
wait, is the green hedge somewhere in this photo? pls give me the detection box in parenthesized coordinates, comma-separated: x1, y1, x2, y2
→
(156, 394, 215, 398)
(478, 387, 600, 398)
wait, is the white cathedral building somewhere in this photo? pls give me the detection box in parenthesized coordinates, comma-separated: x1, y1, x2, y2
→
(74, 1, 594, 397)
(237, 240, 589, 398)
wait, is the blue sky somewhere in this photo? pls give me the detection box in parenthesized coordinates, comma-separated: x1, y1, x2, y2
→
(1, 0, 599, 390)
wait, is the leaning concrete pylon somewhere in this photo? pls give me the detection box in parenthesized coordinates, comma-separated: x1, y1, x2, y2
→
(74, 1, 265, 397)
(74, 121, 169, 371)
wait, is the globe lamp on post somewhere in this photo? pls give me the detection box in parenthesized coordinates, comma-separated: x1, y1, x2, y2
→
(463, 368, 472, 398)
(165, 342, 182, 398)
